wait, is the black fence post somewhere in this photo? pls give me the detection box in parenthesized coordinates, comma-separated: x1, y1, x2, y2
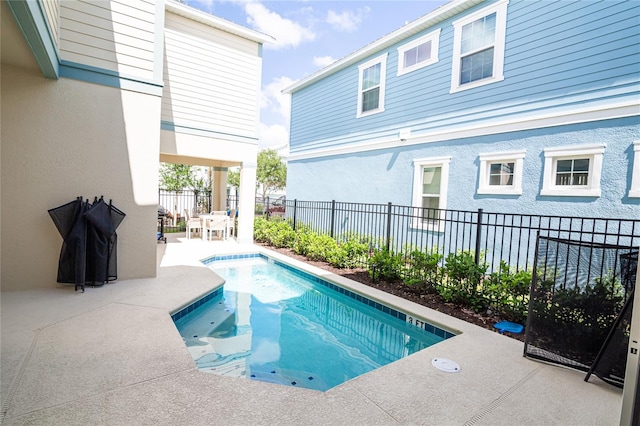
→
(475, 208, 484, 265)
(330, 200, 336, 238)
(386, 202, 392, 252)
(293, 199, 298, 231)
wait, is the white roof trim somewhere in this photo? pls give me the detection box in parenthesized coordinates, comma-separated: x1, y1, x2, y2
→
(282, 0, 483, 94)
(165, 0, 274, 45)
(287, 99, 638, 161)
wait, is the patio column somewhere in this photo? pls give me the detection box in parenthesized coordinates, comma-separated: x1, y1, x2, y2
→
(212, 168, 227, 211)
(237, 161, 257, 244)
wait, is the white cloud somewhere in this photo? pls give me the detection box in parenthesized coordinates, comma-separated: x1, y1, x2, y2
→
(244, 3, 315, 50)
(313, 55, 335, 68)
(258, 122, 289, 151)
(326, 7, 370, 32)
(261, 76, 293, 122)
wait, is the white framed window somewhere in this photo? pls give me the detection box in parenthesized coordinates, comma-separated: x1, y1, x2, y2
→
(450, 0, 509, 93)
(478, 150, 525, 195)
(397, 29, 441, 76)
(412, 156, 451, 232)
(541, 144, 605, 197)
(629, 141, 640, 198)
(357, 53, 388, 118)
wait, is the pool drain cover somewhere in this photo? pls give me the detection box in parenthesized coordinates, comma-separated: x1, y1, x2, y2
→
(432, 358, 460, 372)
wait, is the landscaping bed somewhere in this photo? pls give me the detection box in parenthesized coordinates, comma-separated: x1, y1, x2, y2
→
(260, 243, 526, 342)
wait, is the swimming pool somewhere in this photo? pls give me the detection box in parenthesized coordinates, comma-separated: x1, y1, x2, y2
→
(172, 253, 455, 391)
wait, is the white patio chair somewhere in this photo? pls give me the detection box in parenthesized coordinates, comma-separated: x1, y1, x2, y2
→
(227, 209, 236, 238)
(184, 209, 202, 239)
(204, 215, 227, 241)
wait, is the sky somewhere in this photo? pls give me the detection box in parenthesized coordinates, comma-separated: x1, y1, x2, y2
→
(184, 0, 449, 152)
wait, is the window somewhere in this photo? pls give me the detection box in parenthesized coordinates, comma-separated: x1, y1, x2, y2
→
(630, 141, 640, 198)
(450, 0, 508, 93)
(478, 150, 525, 195)
(555, 159, 589, 186)
(357, 53, 387, 117)
(412, 157, 451, 231)
(397, 29, 440, 76)
(541, 144, 605, 197)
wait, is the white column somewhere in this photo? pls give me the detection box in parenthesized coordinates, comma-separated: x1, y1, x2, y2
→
(212, 168, 227, 211)
(237, 161, 257, 244)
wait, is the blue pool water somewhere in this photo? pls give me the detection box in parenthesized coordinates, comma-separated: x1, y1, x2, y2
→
(173, 254, 454, 391)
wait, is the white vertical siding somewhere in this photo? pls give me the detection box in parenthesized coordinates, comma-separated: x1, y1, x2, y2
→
(59, 0, 157, 80)
(41, 0, 60, 49)
(162, 12, 262, 139)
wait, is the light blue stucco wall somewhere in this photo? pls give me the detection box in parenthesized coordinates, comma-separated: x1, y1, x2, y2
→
(287, 117, 640, 219)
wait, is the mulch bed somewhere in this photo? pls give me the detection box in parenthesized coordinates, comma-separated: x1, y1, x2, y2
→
(260, 244, 525, 342)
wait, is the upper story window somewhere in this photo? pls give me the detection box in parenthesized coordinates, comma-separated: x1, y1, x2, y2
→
(397, 29, 441, 76)
(630, 141, 640, 198)
(478, 150, 525, 195)
(412, 156, 451, 232)
(357, 53, 388, 118)
(541, 144, 605, 197)
(450, 0, 508, 93)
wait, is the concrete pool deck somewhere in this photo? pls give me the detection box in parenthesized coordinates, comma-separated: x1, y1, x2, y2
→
(1, 234, 623, 425)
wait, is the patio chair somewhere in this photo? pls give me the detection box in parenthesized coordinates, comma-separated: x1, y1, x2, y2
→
(227, 209, 236, 238)
(184, 209, 202, 239)
(204, 215, 227, 241)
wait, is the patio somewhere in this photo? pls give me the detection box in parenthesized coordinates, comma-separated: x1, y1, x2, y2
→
(0, 233, 623, 425)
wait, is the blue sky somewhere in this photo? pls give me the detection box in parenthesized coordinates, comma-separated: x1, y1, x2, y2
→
(184, 0, 448, 151)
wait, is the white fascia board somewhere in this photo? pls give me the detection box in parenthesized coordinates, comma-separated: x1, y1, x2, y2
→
(282, 0, 482, 94)
(288, 98, 639, 161)
(165, 0, 274, 45)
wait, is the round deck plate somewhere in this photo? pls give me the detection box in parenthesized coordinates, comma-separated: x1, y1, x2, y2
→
(431, 358, 460, 373)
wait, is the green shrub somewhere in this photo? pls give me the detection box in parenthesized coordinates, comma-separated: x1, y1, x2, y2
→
(291, 225, 314, 256)
(441, 250, 488, 311)
(484, 261, 531, 323)
(253, 216, 295, 248)
(305, 233, 339, 262)
(253, 216, 271, 242)
(327, 234, 370, 269)
(403, 249, 442, 290)
(368, 249, 404, 282)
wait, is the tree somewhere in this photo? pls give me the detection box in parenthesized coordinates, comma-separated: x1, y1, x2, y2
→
(159, 163, 208, 218)
(159, 163, 195, 191)
(256, 149, 286, 200)
(227, 168, 240, 188)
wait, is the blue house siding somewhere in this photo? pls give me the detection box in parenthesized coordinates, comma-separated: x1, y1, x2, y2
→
(285, 0, 639, 226)
(287, 116, 640, 218)
(288, 0, 639, 154)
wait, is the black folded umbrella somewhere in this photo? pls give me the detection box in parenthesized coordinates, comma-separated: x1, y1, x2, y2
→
(84, 197, 126, 285)
(48, 197, 89, 291)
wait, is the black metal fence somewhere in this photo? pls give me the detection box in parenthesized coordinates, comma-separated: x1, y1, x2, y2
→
(280, 199, 640, 274)
(158, 189, 212, 232)
(158, 192, 640, 268)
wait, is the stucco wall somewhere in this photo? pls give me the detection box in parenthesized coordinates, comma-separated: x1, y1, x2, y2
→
(1, 64, 161, 290)
(286, 117, 640, 219)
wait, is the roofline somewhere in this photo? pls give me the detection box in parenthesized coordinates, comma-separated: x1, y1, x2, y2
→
(165, 0, 275, 45)
(282, 0, 484, 94)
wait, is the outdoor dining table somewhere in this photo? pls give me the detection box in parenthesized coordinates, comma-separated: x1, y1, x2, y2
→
(199, 213, 229, 241)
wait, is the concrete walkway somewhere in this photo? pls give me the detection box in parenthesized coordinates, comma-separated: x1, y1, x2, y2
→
(1, 234, 622, 425)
